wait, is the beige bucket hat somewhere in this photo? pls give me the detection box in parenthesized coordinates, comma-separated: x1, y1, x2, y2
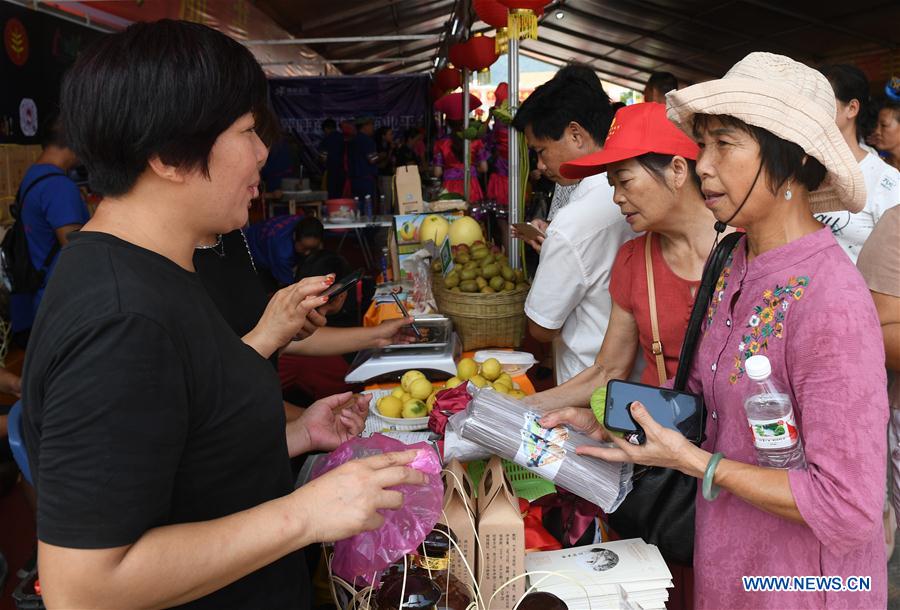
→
(666, 52, 866, 214)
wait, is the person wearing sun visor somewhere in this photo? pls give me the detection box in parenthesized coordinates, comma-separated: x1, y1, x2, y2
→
(541, 52, 888, 609)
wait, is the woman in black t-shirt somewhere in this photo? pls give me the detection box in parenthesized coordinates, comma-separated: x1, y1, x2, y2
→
(22, 20, 426, 610)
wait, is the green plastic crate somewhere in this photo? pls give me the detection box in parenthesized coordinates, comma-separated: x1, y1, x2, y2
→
(466, 458, 556, 502)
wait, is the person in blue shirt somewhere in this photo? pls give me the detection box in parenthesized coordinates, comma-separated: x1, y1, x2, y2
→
(244, 214, 324, 290)
(317, 118, 346, 198)
(348, 117, 378, 206)
(10, 117, 90, 345)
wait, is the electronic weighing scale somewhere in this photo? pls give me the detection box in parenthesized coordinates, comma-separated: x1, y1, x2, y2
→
(344, 316, 461, 384)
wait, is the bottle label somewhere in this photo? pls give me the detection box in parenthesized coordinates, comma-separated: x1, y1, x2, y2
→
(747, 412, 799, 449)
(411, 554, 450, 571)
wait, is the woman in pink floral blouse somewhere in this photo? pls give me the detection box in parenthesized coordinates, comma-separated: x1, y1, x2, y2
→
(543, 52, 889, 609)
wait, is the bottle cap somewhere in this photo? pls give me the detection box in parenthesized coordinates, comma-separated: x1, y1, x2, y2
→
(745, 355, 771, 381)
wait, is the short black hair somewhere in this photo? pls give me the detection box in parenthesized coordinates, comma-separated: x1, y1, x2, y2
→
(257, 107, 282, 150)
(294, 216, 324, 243)
(295, 250, 349, 282)
(820, 64, 877, 139)
(881, 100, 900, 122)
(39, 113, 67, 149)
(61, 19, 269, 197)
(646, 72, 678, 97)
(692, 114, 827, 194)
(634, 153, 702, 190)
(512, 63, 614, 145)
(322, 118, 336, 131)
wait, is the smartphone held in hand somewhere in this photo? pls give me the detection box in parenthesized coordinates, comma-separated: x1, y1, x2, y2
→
(604, 379, 705, 445)
(512, 222, 546, 241)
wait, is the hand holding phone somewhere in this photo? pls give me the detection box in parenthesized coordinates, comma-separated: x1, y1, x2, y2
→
(321, 268, 364, 300)
(512, 222, 546, 241)
(603, 380, 705, 445)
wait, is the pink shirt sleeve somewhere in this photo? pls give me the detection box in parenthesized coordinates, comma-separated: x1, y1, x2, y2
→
(786, 294, 889, 554)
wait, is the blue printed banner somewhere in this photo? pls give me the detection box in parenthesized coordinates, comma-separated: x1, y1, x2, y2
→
(269, 75, 429, 174)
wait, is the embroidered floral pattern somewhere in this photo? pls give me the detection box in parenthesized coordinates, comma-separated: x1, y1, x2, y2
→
(729, 276, 810, 384)
(704, 253, 735, 331)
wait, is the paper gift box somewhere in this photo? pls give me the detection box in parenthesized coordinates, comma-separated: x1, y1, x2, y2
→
(440, 459, 478, 592)
(477, 455, 525, 609)
(394, 165, 423, 214)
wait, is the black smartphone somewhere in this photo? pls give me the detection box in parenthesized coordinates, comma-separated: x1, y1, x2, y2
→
(321, 268, 364, 299)
(604, 379, 705, 445)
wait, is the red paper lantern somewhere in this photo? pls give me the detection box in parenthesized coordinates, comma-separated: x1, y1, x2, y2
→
(473, 0, 509, 54)
(430, 83, 448, 100)
(473, 0, 508, 28)
(448, 43, 468, 70)
(497, 0, 547, 41)
(433, 66, 462, 93)
(467, 34, 499, 70)
(466, 33, 499, 84)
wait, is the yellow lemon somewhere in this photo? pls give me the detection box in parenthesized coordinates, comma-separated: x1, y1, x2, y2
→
(426, 392, 438, 412)
(401, 370, 425, 391)
(493, 382, 511, 394)
(444, 376, 463, 389)
(402, 399, 428, 418)
(481, 358, 503, 381)
(457, 358, 478, 380)
(391, 387, 406, 400)
(378, 395, 403, 418)
(497, 373, 513, 387)
(508, 390, 526, 400)
(409, 377, 433, 400)
(469, 374, 488, 388)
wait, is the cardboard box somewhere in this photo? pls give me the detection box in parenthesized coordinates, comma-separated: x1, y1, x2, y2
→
(440, 459, 478, 592)
(477, 456, 525, 610)
(394, 164, 423, 214)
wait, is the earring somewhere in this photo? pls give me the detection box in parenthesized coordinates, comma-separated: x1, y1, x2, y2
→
(784, 180, 793, 201)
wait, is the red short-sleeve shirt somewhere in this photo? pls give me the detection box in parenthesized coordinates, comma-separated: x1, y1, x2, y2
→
(609, 233, 699, 385)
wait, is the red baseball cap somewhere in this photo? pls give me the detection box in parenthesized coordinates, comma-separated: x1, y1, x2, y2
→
(434, 92, 483, 121)
(559, 102, 699, 180)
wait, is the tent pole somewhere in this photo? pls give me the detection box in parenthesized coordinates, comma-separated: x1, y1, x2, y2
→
(463, 69, 471, 203)
(507, 36, 521, 269)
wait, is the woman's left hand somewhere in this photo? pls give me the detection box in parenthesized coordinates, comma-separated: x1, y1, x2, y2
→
(289, 392, 370, 455)
(369, 317, 415, 348)
(574, 401, 706, 477)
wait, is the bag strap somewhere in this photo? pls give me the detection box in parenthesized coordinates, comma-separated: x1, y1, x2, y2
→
(673, 231, 743, 391)
(14, 171, 66, 210)
(644, 233, 667, 385)
(13, 172, 67, 271)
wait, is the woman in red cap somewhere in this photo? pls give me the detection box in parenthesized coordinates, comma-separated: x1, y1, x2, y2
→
(529, 102, 727, 610)
(432, 92, 487, 200)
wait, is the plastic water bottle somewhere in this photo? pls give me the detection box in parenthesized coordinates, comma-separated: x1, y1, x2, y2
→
(364, 194, 373, 218)
(743, 355, 807, 469)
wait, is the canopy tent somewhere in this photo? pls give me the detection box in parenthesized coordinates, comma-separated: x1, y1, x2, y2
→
(252, 0, 900, 89)
(9, 0, 899, 87)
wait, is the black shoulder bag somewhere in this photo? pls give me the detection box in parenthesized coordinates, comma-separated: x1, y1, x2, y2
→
(607, 231, 742, 566)
(1, 172, 66, 294)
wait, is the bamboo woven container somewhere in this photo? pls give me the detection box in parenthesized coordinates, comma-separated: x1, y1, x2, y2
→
(432, 280, 529, 351)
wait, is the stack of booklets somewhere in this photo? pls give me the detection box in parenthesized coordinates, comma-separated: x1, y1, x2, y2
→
(524, 539, 673, 609)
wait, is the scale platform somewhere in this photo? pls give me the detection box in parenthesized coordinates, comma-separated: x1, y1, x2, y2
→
(345, 332, 461, 385)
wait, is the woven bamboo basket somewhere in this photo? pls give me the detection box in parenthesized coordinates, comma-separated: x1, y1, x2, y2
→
(432, 280, 529, 351)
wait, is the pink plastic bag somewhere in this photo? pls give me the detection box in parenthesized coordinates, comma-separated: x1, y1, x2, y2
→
(310, 434, 443, 586)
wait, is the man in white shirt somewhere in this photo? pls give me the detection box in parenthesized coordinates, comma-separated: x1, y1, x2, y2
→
(512, 65, 632, 383)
